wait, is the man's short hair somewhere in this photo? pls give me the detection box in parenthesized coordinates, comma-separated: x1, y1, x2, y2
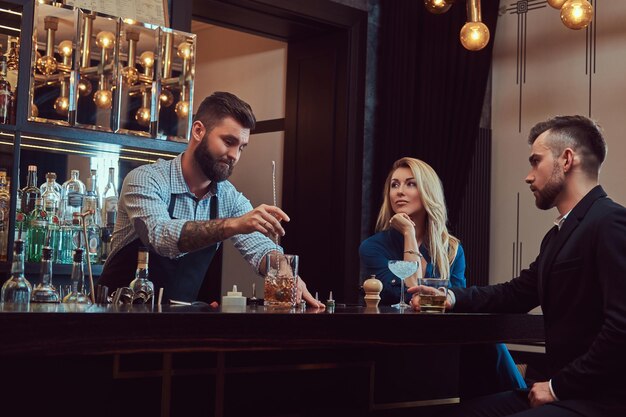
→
(528, 115, 607, 176)
(193, 92, 256, 133)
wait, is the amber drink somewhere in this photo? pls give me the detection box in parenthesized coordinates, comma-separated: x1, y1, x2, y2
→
(418, 278, 449, 313)
(263, 253, 299, 308)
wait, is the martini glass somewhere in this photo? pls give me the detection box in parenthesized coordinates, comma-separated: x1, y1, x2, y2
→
(388, 260, 418, 309)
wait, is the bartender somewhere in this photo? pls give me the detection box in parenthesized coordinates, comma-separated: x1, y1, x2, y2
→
(98, 91, 324, 307)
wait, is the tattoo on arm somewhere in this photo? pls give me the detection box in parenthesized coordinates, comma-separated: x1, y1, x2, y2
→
(178, 220, 228, 253)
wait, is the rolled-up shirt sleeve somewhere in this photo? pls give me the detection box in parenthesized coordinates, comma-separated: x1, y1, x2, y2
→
(227, 191, 283, 274)
(121, 167, 186, 259)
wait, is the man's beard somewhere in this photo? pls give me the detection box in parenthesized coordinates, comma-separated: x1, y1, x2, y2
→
(193, 135, 233, 182)
(534, 162, 565, 210)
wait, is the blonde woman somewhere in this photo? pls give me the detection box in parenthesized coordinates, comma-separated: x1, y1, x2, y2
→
(359, 157, 464, 305)
(359, 157, 525, 393)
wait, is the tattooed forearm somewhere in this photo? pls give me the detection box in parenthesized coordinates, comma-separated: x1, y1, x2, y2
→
(178, 219, 229, 253)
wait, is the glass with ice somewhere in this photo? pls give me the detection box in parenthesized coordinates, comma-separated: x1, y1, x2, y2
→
(264, 253, 299, 308)
(388, 260, 418, 309)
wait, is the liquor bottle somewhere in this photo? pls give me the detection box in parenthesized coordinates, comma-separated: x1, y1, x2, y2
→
(21, 165, 40, 215)
(31, 246, 60, 303)
(84, 169, 102, 226)
(102, 167, 118, 227)
(129, 247, 153, 303)
(40, 172, 62, 211)
(57, 212, 82, 264)
(1, 240, 32, 304)
(62, 248, 91, 304)
(100, 226, 112, 263)
(0, 56, 12, 125)
(27, 197, 48, 263)
(5, 37, 18, 124)
(60, 169, 85, 224)
(0, 170, 10, 261)
(14, 173, 25, 244)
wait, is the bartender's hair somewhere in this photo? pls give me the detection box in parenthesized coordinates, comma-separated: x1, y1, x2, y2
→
(193, 92, 256, 132)
(375, 157, 459, 281)
(528, 115, 606, 178)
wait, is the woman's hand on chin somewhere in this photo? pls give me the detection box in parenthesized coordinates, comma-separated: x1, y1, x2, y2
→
(389, 213, 415, 235)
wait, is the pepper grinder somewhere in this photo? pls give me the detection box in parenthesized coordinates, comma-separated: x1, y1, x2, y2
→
(363, 275, 383, 308)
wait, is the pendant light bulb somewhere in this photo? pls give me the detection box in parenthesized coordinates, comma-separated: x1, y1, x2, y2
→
(560, 0, 593, 30)
(77, 78, 92, 97)
(93, 89, 113, 110)
(175, 100, 189, 119)
(460, 21, 490, 51)
(54, 96, 69, 116)
(424, 0, 452, 15)
(159, 89, 174, 107)
(547, 0, 567, 9)
(135, 107, 151, 127)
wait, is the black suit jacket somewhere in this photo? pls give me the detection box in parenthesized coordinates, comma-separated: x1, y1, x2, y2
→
(452, 186, 626, 407)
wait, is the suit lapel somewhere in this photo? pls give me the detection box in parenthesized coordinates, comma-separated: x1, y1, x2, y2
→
(539, 185, 607, 304)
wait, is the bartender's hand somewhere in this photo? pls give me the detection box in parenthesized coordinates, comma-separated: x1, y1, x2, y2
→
(227, 204, 290, 239)
(297, 276, 325, 308)
(407, 285, 452, 312)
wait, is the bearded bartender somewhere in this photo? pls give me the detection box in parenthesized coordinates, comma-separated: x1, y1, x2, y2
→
(97, 92, 324, 307)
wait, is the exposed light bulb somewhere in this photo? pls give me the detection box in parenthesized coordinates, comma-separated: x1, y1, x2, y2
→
(58, 40, 73, 57)
(54, 96, 69, 116)
(123, 18, 136, 25)
(139, 51, 154, 69)
(93, 89, 113, 109)
(36, 55, 57, 75)
(159, 89, 174, 107)
(424, 0, 452, 14)
(460, 21, 490, 51)
(77, 77, 93, 96)
(175, 100, 189, 119)
(95, 31, 115, 49)
(560, 0, 593, 30)
(135, 107, 151, 127)
(177, 42, 192, 59)
(547, 0, 567, 9)
(31, 102, 39, 118)
(121, 66, 139, 86)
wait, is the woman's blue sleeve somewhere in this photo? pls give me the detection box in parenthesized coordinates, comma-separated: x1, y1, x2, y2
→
(450, 244, 467, 289)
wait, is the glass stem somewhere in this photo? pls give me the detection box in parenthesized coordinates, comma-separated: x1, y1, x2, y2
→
(400, 278, 405, 305)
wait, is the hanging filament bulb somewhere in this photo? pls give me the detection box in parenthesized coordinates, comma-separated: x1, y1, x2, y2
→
(547, 0, 567, 9)
(560, 0, 593, 30)
(159, 89, 174, 107)
(460, 0, 490, 51)
(424, 0, 452, 14)
(135, 107, 151, 127)
(175, 100, 189, 119)
(93, 89, 112, 110)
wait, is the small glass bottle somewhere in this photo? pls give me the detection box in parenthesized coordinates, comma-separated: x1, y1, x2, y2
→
(57, 212, 82, 264)
(61, 170, 85, 225)
(102, 167, 118, 227)
(0, 169, 10, 261)
(14, 173, 25, 245)
(41, 172, 62, 216)
(0, 56, 12, 125)
(1, 240, 32, 304)
(129, 247, 153, 304)
(22, 165, 40, 215)
(27, 197, 48, 263)
(62, 248, 91, 304)
(31, 246, 60, 303)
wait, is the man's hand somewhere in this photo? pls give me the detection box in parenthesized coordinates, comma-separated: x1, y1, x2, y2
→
(528, 382, 556, 408)
(389, 213, 416, 236)
(297, 276, 325, 309)
(407, 285, 452, 312)
(226, 204, 290, 239)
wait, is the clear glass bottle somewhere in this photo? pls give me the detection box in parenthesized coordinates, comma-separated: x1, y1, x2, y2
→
(1, 240, 32, 304)
(61, 169, 85, 224)
(22, 165, 40, 215)
(57, 212, 82, 264)
(129, 247, 153, 304)
(62, 248, 91, 304)
(27, 197, 48, 263)
(31, 246, 60, 303)
(102, 167, 118, 227)
(0, 56, 12, 125)
(41, 172, 62, 215)
(14, 173, 25, 244)
(0, 169, 10, 261)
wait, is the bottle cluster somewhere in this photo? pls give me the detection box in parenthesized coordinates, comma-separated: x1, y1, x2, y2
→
(0, 165, 118, 265)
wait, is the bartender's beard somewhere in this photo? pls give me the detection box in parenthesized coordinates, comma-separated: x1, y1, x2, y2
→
(535, 162, 565, 210)
(194, 135, 234, 182)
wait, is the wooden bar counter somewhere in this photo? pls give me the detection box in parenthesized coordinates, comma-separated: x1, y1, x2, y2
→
(0, 303, 545, 417)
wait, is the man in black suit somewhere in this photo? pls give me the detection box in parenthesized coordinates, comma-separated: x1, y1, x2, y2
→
(410, 115, 626, 417)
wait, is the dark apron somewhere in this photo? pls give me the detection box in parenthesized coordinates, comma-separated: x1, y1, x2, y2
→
(97, 194, 218, 302)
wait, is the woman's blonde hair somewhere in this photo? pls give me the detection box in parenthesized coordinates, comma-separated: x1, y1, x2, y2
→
(375, 157, 459, 280)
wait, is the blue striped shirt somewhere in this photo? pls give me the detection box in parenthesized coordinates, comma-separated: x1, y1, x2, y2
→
(107, 153, 282, 273)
